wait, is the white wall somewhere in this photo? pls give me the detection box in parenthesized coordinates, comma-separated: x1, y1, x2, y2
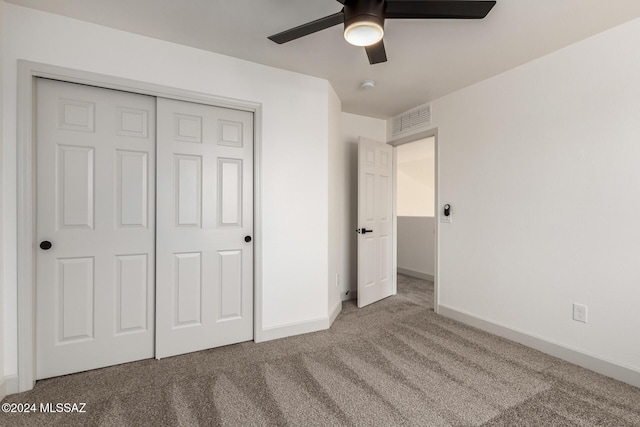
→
(401, 17, 640, 378)
(327, 85, 342, 319)
(3, 4, 333, 377)
(0, 0, 6, 400)
(340, 112, 387, 299)
(397, 217, 435, 279)
(397, 137, 435, 216)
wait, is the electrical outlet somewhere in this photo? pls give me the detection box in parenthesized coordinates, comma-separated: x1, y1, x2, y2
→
(573, 303, 588, 323)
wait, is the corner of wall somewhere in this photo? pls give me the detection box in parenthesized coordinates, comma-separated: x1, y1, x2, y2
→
(0, 0, 6, 393)
(1, 375, 20, 400)
(327, 81, 342, 319)
(259, 316, 331, 342)
(329, 299, 342, 327)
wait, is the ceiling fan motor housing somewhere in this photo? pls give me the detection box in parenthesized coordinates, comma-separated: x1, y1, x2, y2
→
(344, 0, 386, 30)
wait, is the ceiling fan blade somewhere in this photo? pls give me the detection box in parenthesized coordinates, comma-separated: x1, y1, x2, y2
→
(335, 0, 346, 3)
(268, 11, 344, 44)
(385, 0, 496, 19)
(365, 40, 387, 65)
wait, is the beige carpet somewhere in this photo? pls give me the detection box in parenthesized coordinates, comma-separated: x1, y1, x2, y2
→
(2, 274, 640, 426)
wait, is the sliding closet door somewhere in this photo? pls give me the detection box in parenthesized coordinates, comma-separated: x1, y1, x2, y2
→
(36, 79, 156, 379)
(155, 98, 254, 359)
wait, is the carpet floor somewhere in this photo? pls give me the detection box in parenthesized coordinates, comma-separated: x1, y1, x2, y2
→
(2, 274, 639, 426)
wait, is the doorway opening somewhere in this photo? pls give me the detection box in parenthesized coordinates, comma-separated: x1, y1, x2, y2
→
(391, 131, 438, 312)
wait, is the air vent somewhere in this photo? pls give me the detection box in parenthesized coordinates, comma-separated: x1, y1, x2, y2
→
(391, 104, 431, 137)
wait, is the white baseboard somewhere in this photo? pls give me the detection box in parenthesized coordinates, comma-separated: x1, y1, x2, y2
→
(397, 267, 434, 282)
(329, 300, 342, 326)
(0, 375, 19, 400)
(259, 301, 343, 342)
(438, 304, 640, 389)
(258, 316, 329, 342)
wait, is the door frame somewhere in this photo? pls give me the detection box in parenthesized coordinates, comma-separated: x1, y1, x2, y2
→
(388, 128, 440, 313)
(16, 60, 264, 392)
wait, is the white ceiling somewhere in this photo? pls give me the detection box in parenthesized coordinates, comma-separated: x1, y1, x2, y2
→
(8, 0, 640, 118)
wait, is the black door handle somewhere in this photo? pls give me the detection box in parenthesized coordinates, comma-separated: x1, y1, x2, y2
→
(40, 241, 52, 250)
(356, 228, 373, 234)
(244, 235, 252, 243)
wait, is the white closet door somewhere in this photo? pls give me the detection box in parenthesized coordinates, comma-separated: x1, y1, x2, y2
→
(357, 137, 395, 308)
(156, 98, 254, 359)
(36, 79, 156, 379)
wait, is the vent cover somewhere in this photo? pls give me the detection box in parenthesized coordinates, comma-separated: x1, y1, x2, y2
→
(391, 104, 431, 137)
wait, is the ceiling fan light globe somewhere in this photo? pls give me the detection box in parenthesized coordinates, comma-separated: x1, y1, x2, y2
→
(344, 21, 384, 47)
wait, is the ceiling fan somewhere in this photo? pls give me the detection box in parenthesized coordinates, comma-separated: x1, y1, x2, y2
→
(268, 0, 496, 65)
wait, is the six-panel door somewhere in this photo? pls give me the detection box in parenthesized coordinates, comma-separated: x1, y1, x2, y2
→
(155, 98, 254, 359)
(357, 137, 394, 308)
(36, 79, 156, 379)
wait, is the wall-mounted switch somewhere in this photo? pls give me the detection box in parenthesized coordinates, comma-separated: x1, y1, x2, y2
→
(573, 303, 588, 323)
(441, 203, 452, 223)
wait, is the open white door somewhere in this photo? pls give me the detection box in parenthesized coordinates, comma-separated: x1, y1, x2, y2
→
(357, 137, 394, 308)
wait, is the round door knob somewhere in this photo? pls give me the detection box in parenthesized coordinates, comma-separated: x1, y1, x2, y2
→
(40, 241, 52, 250)
(244, 236, 252, 243)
